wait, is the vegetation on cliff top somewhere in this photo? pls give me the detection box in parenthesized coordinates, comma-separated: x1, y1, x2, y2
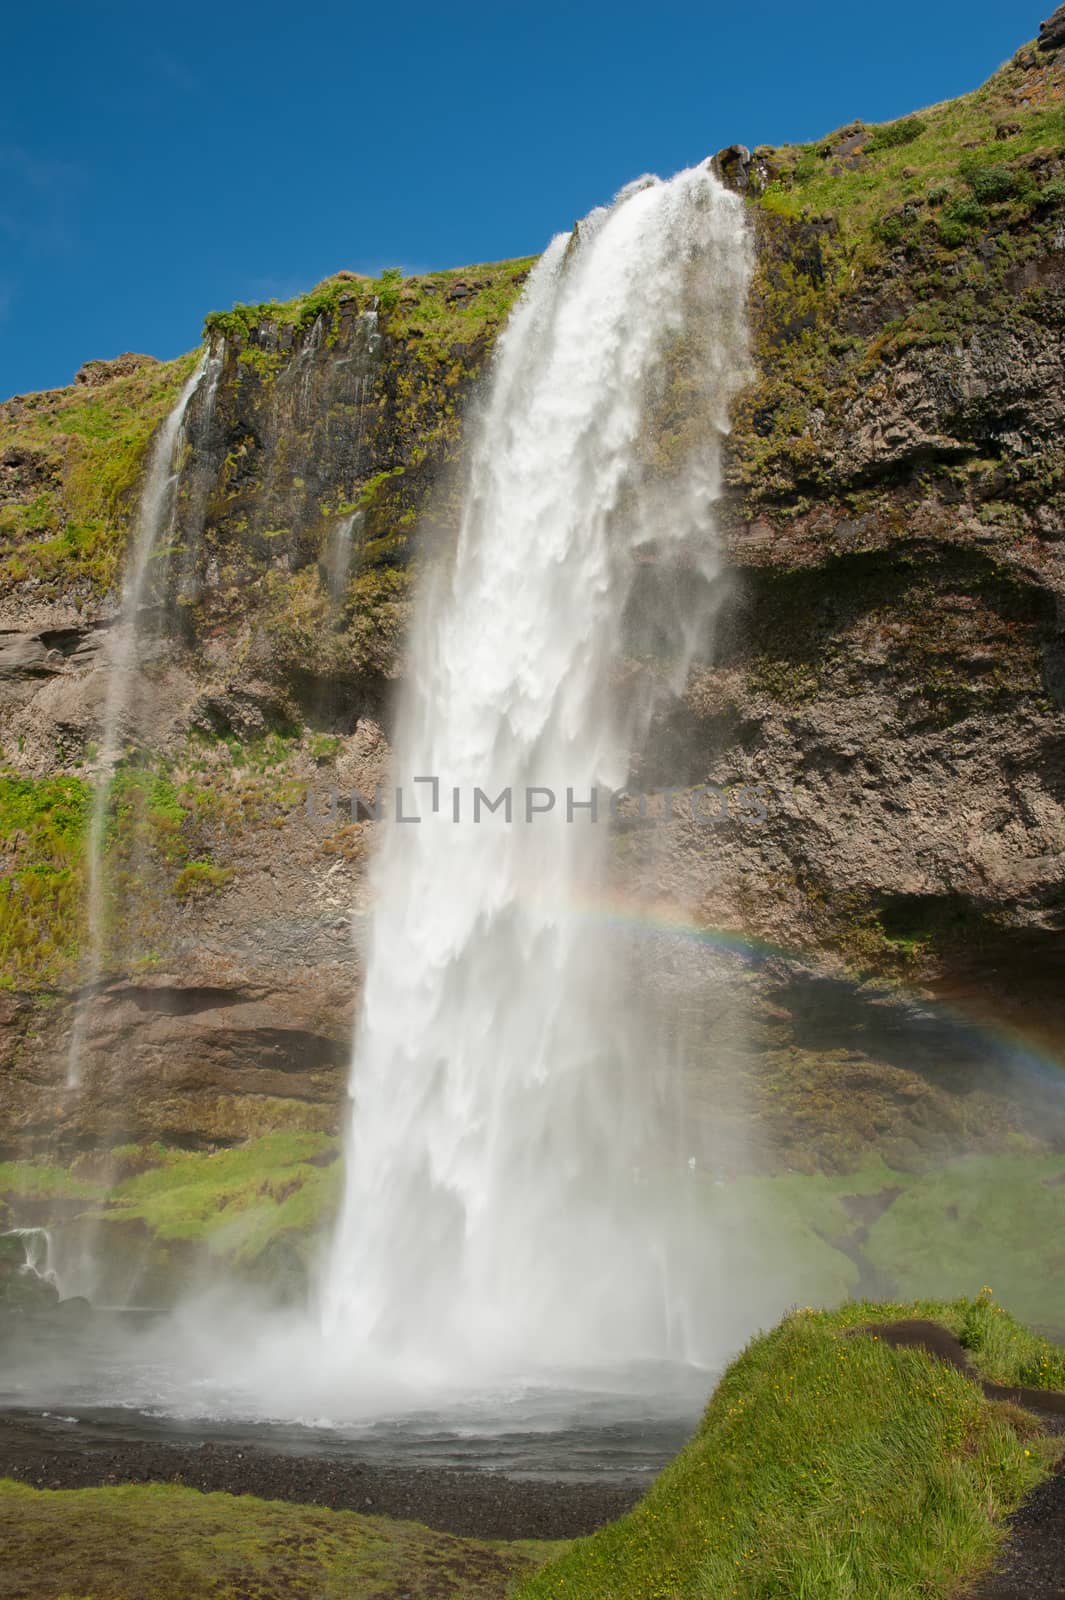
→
(730, 36, 1065, 515)
(517, 1295, 1062, 1600)
(0, 353, 201, 594)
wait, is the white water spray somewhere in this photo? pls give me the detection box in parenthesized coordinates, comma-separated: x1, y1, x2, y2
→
(3, 1227, 60, 1290)
(323, 165, 752, 1379)
(66, 353, 217, 1088)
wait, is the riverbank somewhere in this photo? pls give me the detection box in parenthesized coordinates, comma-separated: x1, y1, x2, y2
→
(0, 1408, 639, 1542)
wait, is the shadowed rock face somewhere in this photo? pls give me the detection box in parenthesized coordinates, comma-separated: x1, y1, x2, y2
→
(1, 973, 352, 1155)
(1040, 5, 1065, 52)
(0, 38, 1063, 1186)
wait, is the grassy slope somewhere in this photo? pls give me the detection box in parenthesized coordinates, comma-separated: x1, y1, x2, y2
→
(0, 354, 201, 594)
(516, 1298, 1063, 1600)
(0, 1478, 557, 1600)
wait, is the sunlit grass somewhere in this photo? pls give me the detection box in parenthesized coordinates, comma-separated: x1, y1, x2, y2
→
(516, 1299, 1061, 1600)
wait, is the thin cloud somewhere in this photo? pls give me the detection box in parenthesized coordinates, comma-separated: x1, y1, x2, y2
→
(0, 144, 82, 254)
(150, 52, 202, 95)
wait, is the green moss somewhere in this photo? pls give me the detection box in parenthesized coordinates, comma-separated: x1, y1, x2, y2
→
(308, 733, 340, 764)
(0, 1479, 553, 1600)
(517, 1299, 1057, 1600)
(0, 1159, 105, 1203)
(0, 773, 89, 987)
(53, 1133, 345, 1298)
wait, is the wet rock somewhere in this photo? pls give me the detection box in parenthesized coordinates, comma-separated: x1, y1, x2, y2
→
(712, 145, 760, 194)
(0, 1234, 59, 1312)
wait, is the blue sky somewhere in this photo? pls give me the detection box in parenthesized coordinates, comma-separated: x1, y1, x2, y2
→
(1, 0, 1033, 397)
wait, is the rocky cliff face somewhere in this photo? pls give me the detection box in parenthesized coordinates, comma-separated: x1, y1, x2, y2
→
(1, 26, 1064, 1296)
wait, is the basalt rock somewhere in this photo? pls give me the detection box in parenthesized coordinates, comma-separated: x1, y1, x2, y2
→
(1039, 4, 1065, 50)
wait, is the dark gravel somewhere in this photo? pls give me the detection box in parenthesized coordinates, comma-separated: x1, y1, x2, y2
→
(965, 1467, 1065, 1599)
(0, 1409, 642, 1542)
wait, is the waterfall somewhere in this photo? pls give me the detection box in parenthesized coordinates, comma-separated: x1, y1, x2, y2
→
(66, 354, 215, 1089)
(4, 1226, 60, 1289)
(324, 310, 380, 603)
(323, 164, 752, 1378)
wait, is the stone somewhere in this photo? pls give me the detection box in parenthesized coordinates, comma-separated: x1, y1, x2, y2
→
(1040, 4, 1065, 49)
(712, 145, 753, 193)
(74, 352, 160, 387)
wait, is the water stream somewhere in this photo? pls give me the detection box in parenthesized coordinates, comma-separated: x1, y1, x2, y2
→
(65, 353, 218, 1089)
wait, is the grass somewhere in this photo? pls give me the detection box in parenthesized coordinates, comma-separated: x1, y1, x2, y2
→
(0, 739, 311, 991)
(172, 860, 233, 901)
(758, 73, 1065, 250)
(0, 1136, 340, 1292)
(1, 1302, 1058, 1600)
(515, 1298, 1061, 1600)
(703, 1156, 1065, 1335)
(0, 1479, 556, 1599)
(0, 352, 201, 593)
(202, 259, 534, 353)
(862, 1155, 1065, 1328)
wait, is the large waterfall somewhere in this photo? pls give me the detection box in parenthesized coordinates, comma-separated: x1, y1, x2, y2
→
(323, 165, 752, 1379)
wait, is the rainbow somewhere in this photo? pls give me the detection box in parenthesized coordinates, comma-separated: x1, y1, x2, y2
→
(529, 885, 1065, 1090)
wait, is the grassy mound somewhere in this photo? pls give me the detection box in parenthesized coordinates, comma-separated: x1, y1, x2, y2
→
(0, 1478, 556, 1600)
(515, 1298, 1063, 1600)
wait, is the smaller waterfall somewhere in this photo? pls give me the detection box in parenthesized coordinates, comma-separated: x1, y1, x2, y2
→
(4, 1226, 59, 1289)
(322, 310, 380, 603)
(174, 341, 225, 606)
(323, 511, 362, 602)
(66, 355, 213, 1089)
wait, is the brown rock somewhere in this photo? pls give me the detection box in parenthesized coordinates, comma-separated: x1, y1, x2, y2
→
(74, 352, 159, 387)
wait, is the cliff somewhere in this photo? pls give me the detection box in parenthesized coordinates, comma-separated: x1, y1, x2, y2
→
(1, 22, 1063, 1304)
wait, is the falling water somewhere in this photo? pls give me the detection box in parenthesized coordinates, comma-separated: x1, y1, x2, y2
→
(3, 1227, 60, 1290)
(324, 165, 752, 1379)
(174, 342, 225, 605)
(324, 310, 380, 601)
(66, 354, 214, 1089)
